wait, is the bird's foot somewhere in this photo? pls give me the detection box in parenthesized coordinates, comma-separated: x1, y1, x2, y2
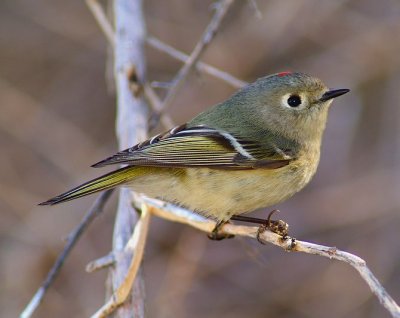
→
(261, 210, 289, 235)
(207, 220, 235, 241)
(256, 210, 289, 244)
(230, 210, 289, 244)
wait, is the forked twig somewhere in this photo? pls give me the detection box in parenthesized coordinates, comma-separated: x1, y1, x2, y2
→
(146, 36, 247, 89)
(91, 203, 151, 318)
(85, 0, 247, 89)
(20, 190, 114, 318)
(86, 0, 176, 131)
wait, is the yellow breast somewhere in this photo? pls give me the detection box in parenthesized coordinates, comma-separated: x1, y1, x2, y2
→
(128, 147, 320, 221)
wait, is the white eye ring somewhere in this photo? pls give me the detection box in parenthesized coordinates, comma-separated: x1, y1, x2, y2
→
(281, 93, 307, 109)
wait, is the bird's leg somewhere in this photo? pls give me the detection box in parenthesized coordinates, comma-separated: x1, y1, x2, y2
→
(207, 220, 235, 241)
(230, 210, 289, 243)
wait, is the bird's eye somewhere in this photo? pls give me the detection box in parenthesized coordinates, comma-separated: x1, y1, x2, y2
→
(287, 95, 302, 107)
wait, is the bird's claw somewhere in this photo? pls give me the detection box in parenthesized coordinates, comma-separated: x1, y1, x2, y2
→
(256, 210, 289, 244)
(208, 221, 235, 241)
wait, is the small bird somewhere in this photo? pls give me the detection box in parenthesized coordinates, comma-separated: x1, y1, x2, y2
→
(40, 72, 349, 238)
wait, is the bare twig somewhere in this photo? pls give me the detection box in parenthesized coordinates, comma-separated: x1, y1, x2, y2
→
(91, 203, 151, 318)
(144, 84, 175, 129)
(85, 0, 246, 131)
(149, 0, 235, 129)
(20, 190, 114, 318)
(143, 197, 400, 318)
(86, 0, 176, 131)
(146, 36, 247, 89)
(86, 0, 115, 47)
(86, 252, 116, 273)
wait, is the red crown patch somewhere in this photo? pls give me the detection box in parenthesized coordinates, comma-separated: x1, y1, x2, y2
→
(277, 71, 292, 77)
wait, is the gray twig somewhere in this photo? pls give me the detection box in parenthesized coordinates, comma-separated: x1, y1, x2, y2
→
(86, 0, 246, 90)
(86, 252, 116, 273)
(19, 190, 114, 318)
(149, 0, 235, 130)
(86, 0, 115, 47)
(146, 36, 247, 89)
(144, 84, 175, 129)
(91, 203, 151, 318)
(144, 197, 400, 318)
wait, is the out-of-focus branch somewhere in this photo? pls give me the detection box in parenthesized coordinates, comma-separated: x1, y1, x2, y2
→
(86, 252, 116, 273)
(143, 84, 175, 129)
(146, 36, 247, 89)
(19, 190, 114, 318)
(143, 197, 400, 318)
(86, 0, 115, 47)
(86, 0, 176, 130)
(85, 0, 245, 133)
(107, 0, 148, 317)
(85, 0, 247, 91)
(149, 0, 235, 129)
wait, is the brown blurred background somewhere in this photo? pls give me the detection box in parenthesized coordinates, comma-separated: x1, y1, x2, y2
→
(1, 0, 400, 317)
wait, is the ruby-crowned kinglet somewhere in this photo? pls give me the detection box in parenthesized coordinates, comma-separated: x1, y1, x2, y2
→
(40, 72, 349, 236)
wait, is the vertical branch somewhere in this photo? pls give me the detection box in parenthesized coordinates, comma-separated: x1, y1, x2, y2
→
(110, 0, 147, 316)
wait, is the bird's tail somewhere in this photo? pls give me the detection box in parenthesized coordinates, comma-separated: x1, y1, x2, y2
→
(39, 166, 140, 205)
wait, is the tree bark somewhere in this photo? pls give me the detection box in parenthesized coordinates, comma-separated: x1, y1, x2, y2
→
(109, 0, 147, 316)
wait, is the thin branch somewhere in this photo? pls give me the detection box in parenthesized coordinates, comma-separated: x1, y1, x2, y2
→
(85, 0, 247, 118)
(91, 203, 151, 318)
(70, 0, 249, 92)
(146, 36, 247, 89)
(294, 243, 400, 318)
(86, 0, 115, 47)
(86, 252, 116, 273)
(144, 84, 175, 129)
(86, 0, 176, 131)
(20, 190, 114, 318)
(149, 0, 235, 129)
(143, 197, 400, 318)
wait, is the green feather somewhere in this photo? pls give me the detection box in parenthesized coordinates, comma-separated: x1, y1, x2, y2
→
(39, 166, 141, 205)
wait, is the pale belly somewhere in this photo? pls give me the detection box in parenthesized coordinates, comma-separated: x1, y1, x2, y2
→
(127, 158, 318, 221)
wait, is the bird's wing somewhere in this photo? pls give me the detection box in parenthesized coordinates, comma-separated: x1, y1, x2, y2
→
(92, 125, 293, 170)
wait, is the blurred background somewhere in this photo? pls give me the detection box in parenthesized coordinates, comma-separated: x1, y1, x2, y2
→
(1, 0, 400, 317)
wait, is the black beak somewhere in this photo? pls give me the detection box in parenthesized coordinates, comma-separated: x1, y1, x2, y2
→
(319, 89, 350, 102)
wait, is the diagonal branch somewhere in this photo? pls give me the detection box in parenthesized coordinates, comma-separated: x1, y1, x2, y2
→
(144, 84, 176, 129)
(149, 0, 235, 129)
(143, 197, 400, 318)
(86, 0, 115, 47)
(19, 190, 114, 318)
(146, 36, 247, 89)
(85, 0, 246, 91)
